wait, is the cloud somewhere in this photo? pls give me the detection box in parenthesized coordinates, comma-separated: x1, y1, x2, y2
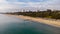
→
(42, 0, 60, 10)
(0, 0, 6, 2)
(0, 0, 60, 12)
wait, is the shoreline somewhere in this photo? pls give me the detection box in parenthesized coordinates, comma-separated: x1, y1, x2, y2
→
(6, 14, 60, 27)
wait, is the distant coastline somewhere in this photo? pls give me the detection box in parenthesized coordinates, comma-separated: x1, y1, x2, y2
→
(5, 9, 60, 19)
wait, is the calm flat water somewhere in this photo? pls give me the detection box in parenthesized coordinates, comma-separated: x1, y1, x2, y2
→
(0, 14, 60, 34)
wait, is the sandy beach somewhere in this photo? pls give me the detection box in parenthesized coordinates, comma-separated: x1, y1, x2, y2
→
(6, 14, 60, 27)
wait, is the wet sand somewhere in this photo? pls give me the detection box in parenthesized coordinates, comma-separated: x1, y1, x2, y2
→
(6, 14, 60, 27)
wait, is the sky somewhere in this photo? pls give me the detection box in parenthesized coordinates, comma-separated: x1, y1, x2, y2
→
(0, 0, 60, 12)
